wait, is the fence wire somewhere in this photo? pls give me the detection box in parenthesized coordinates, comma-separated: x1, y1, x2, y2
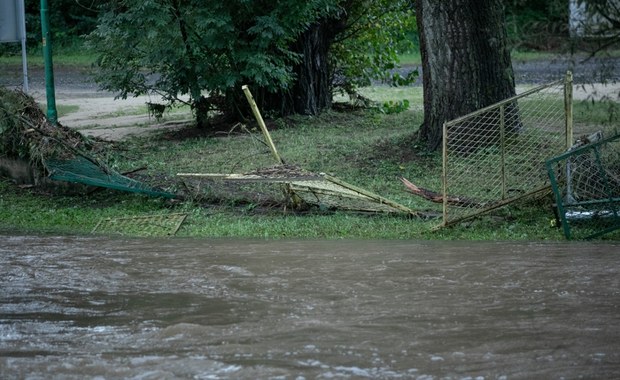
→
(546, 132, 620, 239)
(441, 74, 573, 227)
(179, 166, 416, 215)
(92, 213, 188, 236)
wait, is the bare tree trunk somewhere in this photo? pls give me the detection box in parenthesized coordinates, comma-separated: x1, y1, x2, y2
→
(416, 0, 516, 150)
(282, 22, 334, 115)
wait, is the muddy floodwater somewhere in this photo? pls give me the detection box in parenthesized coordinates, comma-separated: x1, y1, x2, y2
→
(1, 235, 619, 379)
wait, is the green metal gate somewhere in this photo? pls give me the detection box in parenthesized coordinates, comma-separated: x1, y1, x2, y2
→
(546, 132, 620, 239)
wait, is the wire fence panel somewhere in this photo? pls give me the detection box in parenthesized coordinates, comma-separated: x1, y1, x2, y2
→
(92, 213, 188, 236)
(441, 74, 573, 227)
(546, 132, 620, 239)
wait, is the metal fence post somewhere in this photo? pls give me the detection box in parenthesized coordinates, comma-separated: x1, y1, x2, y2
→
(500, 104, 506, 199)
(40, 0, 57, 125)
(442, 121, 448, 226)
(564, 71, 573, 149)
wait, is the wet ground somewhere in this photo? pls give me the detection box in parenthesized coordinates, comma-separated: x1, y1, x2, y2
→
(1, 235, 619, 379)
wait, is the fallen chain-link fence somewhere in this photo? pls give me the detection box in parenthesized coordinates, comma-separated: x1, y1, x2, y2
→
(178, 165, 418, 216)
(176, 86, 419, 217)
(92, 213, 188, 236)
(546, 132, 620, 239)
(440, 72, 574, 227)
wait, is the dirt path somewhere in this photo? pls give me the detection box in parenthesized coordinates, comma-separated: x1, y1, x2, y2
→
(1, 57, 618, 141)
(26, 82, 620, 141)
(25, 88, 193, 141)
(52, 80, 620, 137)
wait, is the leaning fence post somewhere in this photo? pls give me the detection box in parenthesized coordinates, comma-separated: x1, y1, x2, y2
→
(564, 71, 573, 149)
(442, 121, 448, 226)
(500, 104, 506, 199)
(242, 85, 283, 165)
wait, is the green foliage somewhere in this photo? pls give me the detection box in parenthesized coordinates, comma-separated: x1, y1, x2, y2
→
(573, 0, 620, 56)
(374, 99, 410, 114)
(505, 0, 620, 52)
(29, 0, 100, 47)
(87, 0, 418, 123)
(504, 0, 569, 50)
(331, 0, 418, 93)
(88, 0, 337, 114)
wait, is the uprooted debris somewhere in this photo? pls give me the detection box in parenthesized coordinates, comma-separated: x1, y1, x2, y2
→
(0, 87, 96, 175)
(179, 164, 421, 215)
(176, 86, 422, 217)
(0, 87, 175, 198)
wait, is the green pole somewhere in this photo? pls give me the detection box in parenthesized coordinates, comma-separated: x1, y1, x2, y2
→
(40, 0, 57, 125)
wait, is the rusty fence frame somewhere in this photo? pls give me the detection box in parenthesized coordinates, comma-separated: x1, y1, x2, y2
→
(439, 72, 574, 228)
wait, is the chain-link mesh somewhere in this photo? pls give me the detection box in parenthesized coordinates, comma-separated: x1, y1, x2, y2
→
(441, 75, 573, 227)
(92, 213, 188, 236)
(47, 156, 176, 198)
(178, 166, 417, 215)
(546, 132, 620, 239)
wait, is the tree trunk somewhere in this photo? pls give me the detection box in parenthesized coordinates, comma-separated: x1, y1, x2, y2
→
(261, 19, 344, 116)
(290, 22, 334, 115)
(416, 0, 516, 151)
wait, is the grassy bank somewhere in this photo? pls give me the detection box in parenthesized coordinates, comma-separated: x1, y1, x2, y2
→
(0, 123, 613, 240)
(1, 57, 619, 240)
(4, 84, 613, 240)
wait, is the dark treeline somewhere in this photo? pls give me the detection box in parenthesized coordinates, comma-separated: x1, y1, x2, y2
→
(2, 0, 575, 53)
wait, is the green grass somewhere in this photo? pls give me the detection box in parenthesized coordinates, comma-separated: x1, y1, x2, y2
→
(0, 177, 566, 240)
(399, 48, 620, 66)
(3, 44, 617, 69)
(0, 43, 97, 67)
(1, 46, 560, 73)
(574, 99, 620, 131)
(1, 49, 618, 240)
(397, 51, 421, 66)
(57, 104, 79, 117)
(0, 94, 579, 240)
(399, 49, 552, 66)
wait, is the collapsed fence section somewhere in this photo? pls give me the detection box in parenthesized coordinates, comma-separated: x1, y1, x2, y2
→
(178, 165, 418, 216)
(546, 132, 620, 239)
(441, 72, 574, 227)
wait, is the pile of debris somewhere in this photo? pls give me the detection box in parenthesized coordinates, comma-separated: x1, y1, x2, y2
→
(0, 87, 96, 184)
(0, 87, 174, 198)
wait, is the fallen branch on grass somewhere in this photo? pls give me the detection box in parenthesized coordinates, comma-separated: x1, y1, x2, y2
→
(400, 177, 483, 208)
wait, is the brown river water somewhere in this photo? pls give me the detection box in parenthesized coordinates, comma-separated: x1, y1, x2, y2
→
(1, 235, 619, 379)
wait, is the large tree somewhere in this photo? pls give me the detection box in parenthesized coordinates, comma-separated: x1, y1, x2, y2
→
(88, 0, 415, 128)
(263, 0, 416, 115)
(415, 0, 516, 150)
(89, 0, 337, 128)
